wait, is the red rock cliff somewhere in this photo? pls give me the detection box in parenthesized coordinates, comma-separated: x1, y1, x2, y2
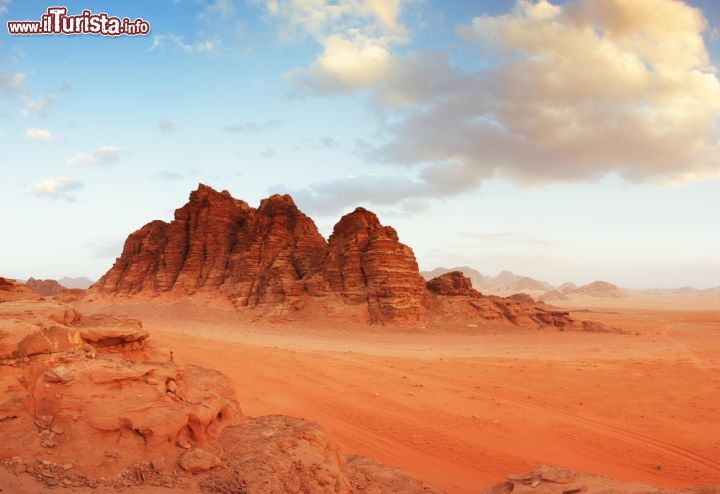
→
(313, 207, 426, 323)
(94, 185, 327, 308)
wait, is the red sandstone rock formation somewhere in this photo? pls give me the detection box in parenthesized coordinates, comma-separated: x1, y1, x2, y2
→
(311, 207, 426, 323)
(94, 185, 425, 324)
(424, 272, 609, 331)
(94, 185, 326, 306)
(92, 185, 609, 330)
(426, 271, 478, 296)
(0, 299, 237, 484)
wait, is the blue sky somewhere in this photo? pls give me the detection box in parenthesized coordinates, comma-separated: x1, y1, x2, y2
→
(1, 0, 719, 289)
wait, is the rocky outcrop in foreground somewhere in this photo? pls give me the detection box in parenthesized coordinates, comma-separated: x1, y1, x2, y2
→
(92, 185, 610, 331)
(0, 298, 439, 492)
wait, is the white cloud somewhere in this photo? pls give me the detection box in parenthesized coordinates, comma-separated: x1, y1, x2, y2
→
(25, 128, 53, 141)
(263, 0, 720, 214)
(0, 0, 10, 16)
(370, 0, 720, 191)
(257, 0, 409, 93)
(29, 175, 83, 201)
(67, 146, 126, 166)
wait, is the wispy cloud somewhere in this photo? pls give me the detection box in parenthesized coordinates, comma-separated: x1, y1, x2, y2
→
(0, 0, 11, 17)
(270, 169, 474, 216)
(319, 136, 338, 149)
(29, 175, 83, 201)
(159, 119, 178, 133)
(224, 118, 284, 133)
(25, 128, 53, 141)
(147, 33, 221, 54)
(67, 146, 126, 166)
(21, 95, 57, 117)
(198, 0, 234, 19)
(0, 71, 26, 96)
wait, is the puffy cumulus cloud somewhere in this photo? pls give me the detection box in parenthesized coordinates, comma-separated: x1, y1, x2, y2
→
(257, 0, 409, 93)
(29, 175, 83, 201)
(67, 146, 126, 166)
(265, 0, 720, 214)
(25, 128, 53, 141)
(376, 0, 720, 186)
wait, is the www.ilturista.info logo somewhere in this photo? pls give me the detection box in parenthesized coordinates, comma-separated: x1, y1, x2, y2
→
(7, 7, 150, 36)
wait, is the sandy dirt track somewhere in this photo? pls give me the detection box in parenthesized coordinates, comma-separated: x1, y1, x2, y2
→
(77, 298, 720, 494)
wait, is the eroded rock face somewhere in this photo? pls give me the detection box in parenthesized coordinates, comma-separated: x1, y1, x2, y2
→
(317, 208, 427, 324)
(93, 186, 327, 309)
(426, 271, 478, 296)
(0, 299, 239, 481)
(93, 186, 426, 324)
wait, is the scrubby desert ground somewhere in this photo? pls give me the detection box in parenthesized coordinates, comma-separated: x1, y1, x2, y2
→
(64, 294, 720, 494)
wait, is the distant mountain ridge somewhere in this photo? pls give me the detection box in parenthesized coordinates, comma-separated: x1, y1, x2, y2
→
(421, 267, 551, 292)
(58, 277, 95, 289)
(421, 267, 718, 299)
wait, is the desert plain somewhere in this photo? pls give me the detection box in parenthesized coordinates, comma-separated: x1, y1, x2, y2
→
(4, 293, 717, 493)
(75, 295, 719, 493)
